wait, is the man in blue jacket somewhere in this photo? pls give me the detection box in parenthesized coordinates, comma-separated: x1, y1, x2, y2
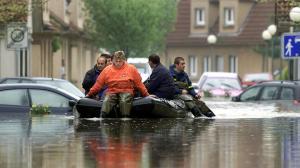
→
(170, 57, 215, 117)
(82, 53, 110, 99)
(145, 54, 175, 99)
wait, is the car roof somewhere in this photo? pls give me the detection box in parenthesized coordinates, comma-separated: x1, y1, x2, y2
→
(127, 58, 148, 63)
(201, 72, 239, 78)
(0, 77, 64, 81)
(0, 83, 80, 100)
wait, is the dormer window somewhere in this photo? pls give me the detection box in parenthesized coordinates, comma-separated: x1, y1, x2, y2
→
(224, 8, 234, 26)
(195, 8, 205, 26)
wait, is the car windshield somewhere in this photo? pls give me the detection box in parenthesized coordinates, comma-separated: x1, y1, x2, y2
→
(202, 78, 242, 90)
(36, 80, 84, 97)
(129, 63, 151, 82)
(244, 74, 271, 82)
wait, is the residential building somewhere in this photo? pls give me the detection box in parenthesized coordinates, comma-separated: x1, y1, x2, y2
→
(165, 0, 286, 82)
(31, 0, 97, 88)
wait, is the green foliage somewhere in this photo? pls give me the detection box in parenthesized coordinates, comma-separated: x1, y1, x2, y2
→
(0, 0, 27, 24)
(30, 104, 51, 115)
(275, 66, 289, 80)
(84, 0, 177, 57)
(0, 0, 47, 24)
(52, 36, 61, 52)
(253, 36, 281, 59)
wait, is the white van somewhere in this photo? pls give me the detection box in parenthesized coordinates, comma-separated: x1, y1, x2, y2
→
(127, 58, 152, 82)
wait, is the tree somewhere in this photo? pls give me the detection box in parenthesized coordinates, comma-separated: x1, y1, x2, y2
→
(0, 0, 28, 24)
(0, 0, 47, 25)
(84, 0, 177, 57)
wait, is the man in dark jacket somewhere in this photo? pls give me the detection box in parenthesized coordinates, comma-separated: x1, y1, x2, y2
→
(170, 57, 215, 117)
(82, 54, 108, 97)
(145, 54, 175, 99)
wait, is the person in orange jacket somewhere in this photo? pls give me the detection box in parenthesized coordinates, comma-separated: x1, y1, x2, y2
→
(87, 50, 150, 117)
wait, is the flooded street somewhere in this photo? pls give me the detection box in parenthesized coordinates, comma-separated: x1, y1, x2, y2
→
(1, 101, 300, 168)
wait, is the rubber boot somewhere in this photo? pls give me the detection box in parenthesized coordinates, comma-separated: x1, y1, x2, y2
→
(191, 107, 202, 117)
(100, 111, 108, 118)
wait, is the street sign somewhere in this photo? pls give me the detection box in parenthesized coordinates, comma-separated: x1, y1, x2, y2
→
(6, 23, 28, 49)
(281, 32, 300, 59)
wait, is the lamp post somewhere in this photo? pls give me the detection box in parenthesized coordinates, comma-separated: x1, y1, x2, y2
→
(207, 34, 217, 71)
(267, 24, 277, 77)
(289, 7, 300, 80)
(262, 30, 271, 72)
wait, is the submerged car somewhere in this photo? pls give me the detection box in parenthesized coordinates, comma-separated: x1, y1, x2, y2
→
(232, 81, 300, 111)
(242, 73, 273, 88)
(197, 72, 243, 98)
(0, 77, 84, 97)
(127, 58, 151, 82)
(0, 84, 79, 115)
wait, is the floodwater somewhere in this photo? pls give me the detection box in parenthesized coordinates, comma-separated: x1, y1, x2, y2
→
(1, 100, 300, 168)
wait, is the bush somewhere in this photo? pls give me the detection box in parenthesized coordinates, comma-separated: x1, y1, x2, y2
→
(30, 104, 51, 115)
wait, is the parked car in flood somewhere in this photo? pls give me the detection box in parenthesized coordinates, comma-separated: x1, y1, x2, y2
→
(0, 77, 84, 97)
(242, 73, 273, 88)
(197, 72, 243, 98)
(127, 58, 151, 82)
(0, 84, 79, 115)
(232, 81, 300, 111)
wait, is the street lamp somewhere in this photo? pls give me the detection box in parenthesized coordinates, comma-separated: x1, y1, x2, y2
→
(289, 7, 300, 80)
(289, 7, 300, 22)
(207, 34, 217, 44)
(262, 30, 271, 72)
(267, 24, 277, 77)
(207, 34, 217, 71)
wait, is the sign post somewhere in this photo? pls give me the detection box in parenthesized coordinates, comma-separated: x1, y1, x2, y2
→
(6, 23, 28, 50)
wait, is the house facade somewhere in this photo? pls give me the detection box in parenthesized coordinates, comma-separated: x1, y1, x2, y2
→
(165, 0, 285, 82)
(31, 0, 97, 88)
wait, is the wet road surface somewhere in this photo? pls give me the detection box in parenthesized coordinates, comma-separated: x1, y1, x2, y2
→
(0, 100, 300, 168)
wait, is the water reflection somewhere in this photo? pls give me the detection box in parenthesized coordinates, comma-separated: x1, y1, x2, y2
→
(0, 105, 300, 167)
(75, 118, 213, 168)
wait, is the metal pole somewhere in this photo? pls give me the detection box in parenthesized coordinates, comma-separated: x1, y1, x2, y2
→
(289, 26, 294, 80)
(271, 37, 274, 76)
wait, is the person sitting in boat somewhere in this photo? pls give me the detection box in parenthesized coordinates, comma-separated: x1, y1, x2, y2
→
(144, 54, 176, 99)
(170, 57, 215, 118)
(82, 54, 108, 99)
(86, 50, 150, 118)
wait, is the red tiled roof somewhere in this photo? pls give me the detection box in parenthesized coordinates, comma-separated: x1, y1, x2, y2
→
(166, 0, 275, 47)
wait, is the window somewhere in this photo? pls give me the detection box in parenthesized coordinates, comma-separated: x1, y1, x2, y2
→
(224, 8, 234, 26)
(0, 89, 29, 106)
(260, 86, 279, 100)
(195, 8, 205, 26)
(229, 55, 237, 73)
(29, 90, 69, 107)
(216, 55, 224, 72)
(280, 87, 294, 100)
(240, 86, 261, 101)
(203, 56, 211, 72)
(1, 79, 20, 84)
(189, 56, 197, 76)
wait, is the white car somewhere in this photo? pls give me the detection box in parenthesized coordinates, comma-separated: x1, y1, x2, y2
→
(127, 58, 152, 82)
(197, 72, 243, 98)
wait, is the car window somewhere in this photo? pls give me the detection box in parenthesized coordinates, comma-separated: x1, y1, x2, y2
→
(29, 89, 70, 107)
(36, 80, 84, 97)
(260, 86, 279, 100)
(0, 79, 20, 84)
(202, 78, 241, 90)
(240, 86, 261, 101)
(280, 87, 294, 100)
(20, 79, 35, 83)
(0, 89, 29, 106)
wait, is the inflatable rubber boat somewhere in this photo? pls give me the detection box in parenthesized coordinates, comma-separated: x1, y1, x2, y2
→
(74, 96, 214, 118)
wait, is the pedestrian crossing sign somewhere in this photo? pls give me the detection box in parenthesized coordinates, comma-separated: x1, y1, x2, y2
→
(281, 32, 300, 59)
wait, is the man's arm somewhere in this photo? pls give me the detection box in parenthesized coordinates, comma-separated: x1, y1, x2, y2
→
(82, 70, 94, 92)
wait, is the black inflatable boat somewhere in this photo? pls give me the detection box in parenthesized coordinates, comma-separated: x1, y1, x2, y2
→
(74, 96, 214, 118)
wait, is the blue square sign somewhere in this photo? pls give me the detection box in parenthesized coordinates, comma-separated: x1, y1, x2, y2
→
(281, 32, 300, 59)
